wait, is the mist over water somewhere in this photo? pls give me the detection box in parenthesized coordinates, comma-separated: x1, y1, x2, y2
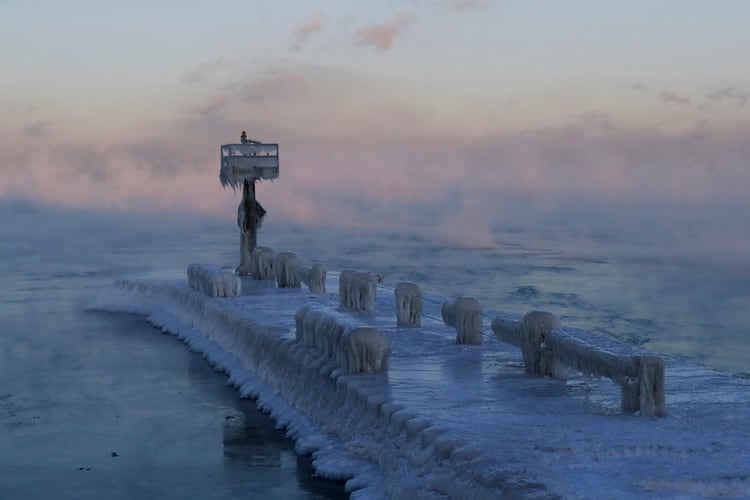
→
(262, 210, 749, 376)
(2, 198, 747, 375)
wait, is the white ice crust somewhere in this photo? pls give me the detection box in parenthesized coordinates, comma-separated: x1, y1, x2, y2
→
(187, 263, 240, 297)
(295, 304, 390, 374)
(220, 143, 279, 188)
(90, 271, 750, 499)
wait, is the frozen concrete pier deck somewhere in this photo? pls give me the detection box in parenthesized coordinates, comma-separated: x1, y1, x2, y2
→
(93, 271, 750, 499)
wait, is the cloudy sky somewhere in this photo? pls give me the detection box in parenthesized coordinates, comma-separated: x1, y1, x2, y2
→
(1, 1, 748, 256)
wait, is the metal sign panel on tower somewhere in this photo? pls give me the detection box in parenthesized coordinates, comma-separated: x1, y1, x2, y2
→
(220, 143, 279, 189)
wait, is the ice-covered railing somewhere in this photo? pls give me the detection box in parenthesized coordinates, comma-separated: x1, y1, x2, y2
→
(491, 311, 667, 417)
(339, 270, 667, 417)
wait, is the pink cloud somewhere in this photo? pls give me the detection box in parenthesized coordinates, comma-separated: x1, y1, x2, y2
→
(354, 14, 414, 50)
(706, 86, 750, 107)
(234, 69, 308, 103)
(189, 93, 229, 115)
(659, 90, 690, 105)
(182, 58, 231, 84)
(292, 15, 324, 50)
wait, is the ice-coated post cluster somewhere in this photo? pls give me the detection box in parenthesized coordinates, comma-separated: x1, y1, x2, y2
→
(299, 263, 327, 293)
(274, 252, 301, 288)
(187, 264, 240, 298)
(394, 281, 422, 327)
(442, 297, 483, 345)
(339, 270, 377, 312)
(295, 304, 390, 373)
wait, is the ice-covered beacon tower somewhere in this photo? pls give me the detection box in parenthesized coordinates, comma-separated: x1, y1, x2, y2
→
(220, 134, 279, 275)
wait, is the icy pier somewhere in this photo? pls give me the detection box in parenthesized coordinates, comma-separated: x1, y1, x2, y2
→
(91, 271, 750, 499)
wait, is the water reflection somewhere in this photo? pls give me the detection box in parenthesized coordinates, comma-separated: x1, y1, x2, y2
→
(183, 354, 349, 498)
(222, 400, 287, 467)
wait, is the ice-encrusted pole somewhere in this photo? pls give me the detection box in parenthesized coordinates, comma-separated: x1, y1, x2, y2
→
(220, 136, 279, 275)
(238, 179, 265, 272)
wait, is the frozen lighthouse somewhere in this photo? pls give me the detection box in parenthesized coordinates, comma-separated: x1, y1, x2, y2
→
(220, 132, 279, 274)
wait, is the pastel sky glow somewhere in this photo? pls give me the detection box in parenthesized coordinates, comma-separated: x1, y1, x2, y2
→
(1, 1, 749, 262)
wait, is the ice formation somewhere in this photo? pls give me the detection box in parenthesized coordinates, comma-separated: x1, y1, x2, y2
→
(220, 143, 279, 189)
(251, 246, 276, 280)
(454, 297, 483, 345)
(295, 304, 351, 357)
(299, 263, 327, 294)
(394, 281, 422, 327)
(339, 270, 377, 312)
(89, 271, 750, 497)
(492, 311, 667, 416)
(186, 264, 240, 298)
(521, 310, 561, 376)
(637, 356, 667, 417)
(340, 327, 391, 374)
(490, 314, 523, 347)
(441, 297, 483, 345)
(440, 300, 456, 327)
(274, 251, 301, 288)
(296, 303, 390, 374)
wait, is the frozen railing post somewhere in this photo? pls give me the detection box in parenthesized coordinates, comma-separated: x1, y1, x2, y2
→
(274, 251, 301, 288)
(339, 270, 377, 312)
(219, 137, 279, 275)
(395, 282, 422, 327)
(521, 311, 561, 376)
(251, 246, 276, 280)
(299, 263, 327, 293)
(441, 297, 483, 345)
